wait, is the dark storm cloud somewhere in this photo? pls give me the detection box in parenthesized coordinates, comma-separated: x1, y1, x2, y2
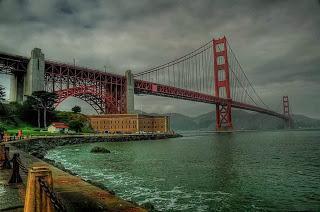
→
(0, 0, 319, 118)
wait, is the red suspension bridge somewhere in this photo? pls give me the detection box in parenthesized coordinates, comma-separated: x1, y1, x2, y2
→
(0, 36, 291, 130)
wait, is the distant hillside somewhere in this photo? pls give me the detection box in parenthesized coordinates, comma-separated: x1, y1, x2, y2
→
(292, 114, 320, 129)
(137, 109, 320, 131)
(161, 113, 198, 131)
(136, 110, 198, 130)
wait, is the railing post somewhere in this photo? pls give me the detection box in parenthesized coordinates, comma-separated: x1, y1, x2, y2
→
(24, 166, 54, 212)
(9, 153, 23, 183)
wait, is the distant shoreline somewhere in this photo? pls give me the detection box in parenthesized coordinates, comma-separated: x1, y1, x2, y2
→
(177, 128, 320, 136)
(8, 133, 182, 158)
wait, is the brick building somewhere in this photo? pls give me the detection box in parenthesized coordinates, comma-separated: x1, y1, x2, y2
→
(88, 114, 170, 133)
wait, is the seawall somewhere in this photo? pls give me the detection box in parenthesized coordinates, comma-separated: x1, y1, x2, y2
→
(4, 144, 147, 211)
(2, 133, 181, 211)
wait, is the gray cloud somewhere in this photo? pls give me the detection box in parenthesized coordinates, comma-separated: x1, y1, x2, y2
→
(0, 0, 319, 118)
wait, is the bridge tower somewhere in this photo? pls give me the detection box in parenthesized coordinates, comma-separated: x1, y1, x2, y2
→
(9, 48, 45, 102)
(283, 96, 293, 128)
(213, 36, 233, 131)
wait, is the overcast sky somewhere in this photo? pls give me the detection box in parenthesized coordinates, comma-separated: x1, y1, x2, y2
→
(0, 0, 319, 118)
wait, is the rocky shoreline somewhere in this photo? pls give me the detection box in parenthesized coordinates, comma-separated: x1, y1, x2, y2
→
(11, 133, 181, 159)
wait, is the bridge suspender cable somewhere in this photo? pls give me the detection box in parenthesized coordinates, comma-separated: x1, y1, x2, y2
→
(134, 40, 212, 76)
(226, 40, 270, 109)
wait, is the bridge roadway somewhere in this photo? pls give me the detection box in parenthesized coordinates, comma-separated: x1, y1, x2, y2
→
(134, 80, 288, 120)
(0, 51, 287, 121)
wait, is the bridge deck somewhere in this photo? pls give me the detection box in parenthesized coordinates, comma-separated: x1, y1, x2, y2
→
(134, 79, 288, 120)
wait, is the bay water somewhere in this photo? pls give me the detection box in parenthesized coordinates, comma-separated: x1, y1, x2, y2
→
(45, 131, 320, 211)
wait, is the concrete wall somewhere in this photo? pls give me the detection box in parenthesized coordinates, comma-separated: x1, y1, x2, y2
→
(9, 75, 17, 102)
(125, 70, 134, 114)
(9, 73, 24, 102)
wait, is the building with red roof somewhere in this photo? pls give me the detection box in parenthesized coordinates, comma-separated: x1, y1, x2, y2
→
(48, 122, 69, 133)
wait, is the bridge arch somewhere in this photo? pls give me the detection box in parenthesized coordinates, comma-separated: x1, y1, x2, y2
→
(54, 86, 119, 114)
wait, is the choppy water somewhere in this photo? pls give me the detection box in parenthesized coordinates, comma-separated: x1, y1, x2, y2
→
(45, 131, 320, 211)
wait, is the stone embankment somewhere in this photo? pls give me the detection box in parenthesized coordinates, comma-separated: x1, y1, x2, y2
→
(2, 145, 147, 211)
(1, 133, 180, 211)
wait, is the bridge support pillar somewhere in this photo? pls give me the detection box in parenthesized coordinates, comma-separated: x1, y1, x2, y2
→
(23, 48, 45, 100)
(213, 36, 233, 131)
(9, 73, 24, 103)
(126, 70, 134, 114)
(9, 48, 45, 102)
(283, 96, 293, 128)
(216, 101, 233, 130)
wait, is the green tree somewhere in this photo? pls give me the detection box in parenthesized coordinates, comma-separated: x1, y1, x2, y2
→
(69, 120, 84, 133)
(72, 105, 81, 113)
(0, 123, 7, 133)
(28, 91, 57, 128)
(25, 96, 41, 128)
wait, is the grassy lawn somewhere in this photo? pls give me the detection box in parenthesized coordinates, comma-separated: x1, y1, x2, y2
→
(1, 110, 93, 136)
(5, 127, 93, 136)
(6, 127, 60, 136)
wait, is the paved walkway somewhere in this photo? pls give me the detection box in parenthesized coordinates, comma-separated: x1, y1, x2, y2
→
(0, 168, 24, 211)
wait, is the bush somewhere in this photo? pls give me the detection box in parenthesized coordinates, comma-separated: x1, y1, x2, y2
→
(69, 120, 84, 133)
(72, 105, 81, 113)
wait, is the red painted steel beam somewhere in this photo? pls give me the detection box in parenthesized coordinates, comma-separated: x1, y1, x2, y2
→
(45, 60, 124, 80)
(134, 79, 288, 120)
(0, 52, 126, 81)
(231, 101, 288, 120)
(0, 52, 29, 73)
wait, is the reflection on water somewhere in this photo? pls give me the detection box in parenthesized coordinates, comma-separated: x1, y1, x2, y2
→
(45, 131, 320, 211)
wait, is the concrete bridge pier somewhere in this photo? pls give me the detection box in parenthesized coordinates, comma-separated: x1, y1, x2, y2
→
(24, 48, 45, 100)
(9, 48, 45, 103)
(282, 96, 293, 129)
(9, 73, 24, 103)
(126, 70, 134, 114)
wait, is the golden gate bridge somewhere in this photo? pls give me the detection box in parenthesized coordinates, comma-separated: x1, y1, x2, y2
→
(0, 36, 292, 130)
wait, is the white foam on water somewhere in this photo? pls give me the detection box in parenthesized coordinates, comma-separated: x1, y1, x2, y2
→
(45, 148, 235, 211)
